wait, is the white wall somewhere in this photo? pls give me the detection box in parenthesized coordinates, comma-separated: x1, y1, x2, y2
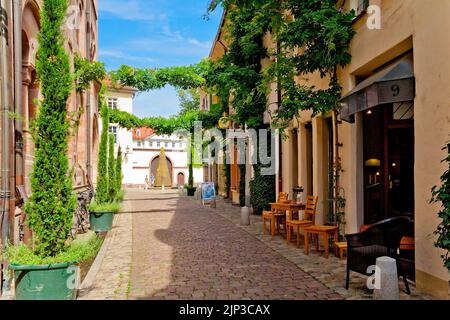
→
(129, 134, 204, 187)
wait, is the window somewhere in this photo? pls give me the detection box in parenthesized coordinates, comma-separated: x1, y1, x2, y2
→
(165, 142, 169, 148)
(136, 129, 141, 137)
(157, 142, 161, 148)
(107, 97, 118, 110)
(172, 142, 176, 148)
(109, 126, 118, 144)
(137, 141, 142, 147)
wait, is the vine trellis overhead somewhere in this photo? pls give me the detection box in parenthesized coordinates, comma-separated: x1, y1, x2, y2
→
(101, 0, 356, 222)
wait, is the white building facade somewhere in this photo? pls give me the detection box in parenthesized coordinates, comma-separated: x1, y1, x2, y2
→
(106, 86, 204, 188)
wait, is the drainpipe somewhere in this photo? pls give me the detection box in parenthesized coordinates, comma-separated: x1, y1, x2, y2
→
(13, 0, 22, 194)
(0, 0, 12, 246)
(85, 0, 92, 180)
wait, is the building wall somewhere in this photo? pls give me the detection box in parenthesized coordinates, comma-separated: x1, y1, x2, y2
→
(281, 0, 450, 298)
(208, 0, 450, 298)
(128, 146, 203, 188)
(0, 0, 99, 242)
(106, 89, 204, 188)
(338, 0, 450, 298)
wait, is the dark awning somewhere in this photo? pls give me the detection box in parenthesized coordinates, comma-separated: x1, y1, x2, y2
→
(340, 56, 415, 122)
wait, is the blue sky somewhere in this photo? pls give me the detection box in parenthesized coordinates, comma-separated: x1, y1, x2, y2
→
(98, 0, 223, 117)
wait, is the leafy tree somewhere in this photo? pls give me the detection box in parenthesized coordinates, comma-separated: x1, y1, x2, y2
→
(177, 88, 200, 115)
(25, 0, 76, 256)
(73, 55, 106, 93)
(96, 89, 109, 204)
(108, 134, 116, 202)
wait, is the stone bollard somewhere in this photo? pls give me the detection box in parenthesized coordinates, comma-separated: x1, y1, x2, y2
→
(194, 189, 199, 200)
(241, 207, 250, 226)
(374, 256, 400, 300)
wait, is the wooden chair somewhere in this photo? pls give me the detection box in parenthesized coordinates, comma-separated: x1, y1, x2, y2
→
(286, 195, 318, 246)
(262, 192, 288, 237)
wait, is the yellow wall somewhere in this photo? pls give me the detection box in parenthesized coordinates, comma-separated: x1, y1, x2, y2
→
(281, 0, 450, 297)
(209, 1, 450, 298)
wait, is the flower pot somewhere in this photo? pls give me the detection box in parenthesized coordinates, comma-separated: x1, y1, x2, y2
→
(89, 211, 114, 232)
(186, 187, 196, 197)
(9, 262, 78, 300)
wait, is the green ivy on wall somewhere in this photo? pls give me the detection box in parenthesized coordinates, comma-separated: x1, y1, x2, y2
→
(431, 142, 450, 273)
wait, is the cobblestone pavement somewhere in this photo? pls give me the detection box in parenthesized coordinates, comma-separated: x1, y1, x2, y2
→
(78, 198, 133, 300)
(211, 197, 434, 300)
(128, 189, 341, 300)
(81, 189, 435, 300)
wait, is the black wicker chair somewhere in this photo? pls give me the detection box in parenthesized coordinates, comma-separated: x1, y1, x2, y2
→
(345, 216, 412, 294)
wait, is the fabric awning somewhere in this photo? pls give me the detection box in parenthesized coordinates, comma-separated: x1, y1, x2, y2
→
(340, 56, 415, 122)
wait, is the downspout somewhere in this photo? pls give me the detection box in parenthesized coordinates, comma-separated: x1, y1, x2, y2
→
(276, 40, 282, 195)
(13, 0, 22, 201)
(85, 0, 92, 180)
(0, 0, 12, 246)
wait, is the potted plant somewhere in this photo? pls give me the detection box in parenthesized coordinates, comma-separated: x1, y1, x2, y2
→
(89, 101, 121, 232)
(431, 141, 450, 276)
(88, 201, 120, 233)
(185, 141, 197, 196)
(6, 0, 100, 300)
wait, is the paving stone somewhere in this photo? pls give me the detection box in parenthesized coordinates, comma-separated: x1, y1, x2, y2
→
(80, 189, 433, 301)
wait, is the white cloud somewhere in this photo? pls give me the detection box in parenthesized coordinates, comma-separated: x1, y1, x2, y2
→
(99, 49, 156, 64)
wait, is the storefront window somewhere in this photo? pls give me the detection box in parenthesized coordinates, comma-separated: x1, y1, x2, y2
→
(363, 104, 415, 225)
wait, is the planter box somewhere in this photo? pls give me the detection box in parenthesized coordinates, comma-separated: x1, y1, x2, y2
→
(89, 211, 114, 232)
(186, 187, 196, 197)
(10, 262, 77, 300)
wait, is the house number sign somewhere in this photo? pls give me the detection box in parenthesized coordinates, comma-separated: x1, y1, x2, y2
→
(378, 79, 415, 104)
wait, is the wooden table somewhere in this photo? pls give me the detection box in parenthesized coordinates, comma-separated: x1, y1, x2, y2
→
(269, 202, 306, 218)
(304, 225, 339, 259)
(268, 202, 306, 237)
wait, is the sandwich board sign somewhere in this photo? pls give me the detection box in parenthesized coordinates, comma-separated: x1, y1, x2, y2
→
(201, 182, 216, 205)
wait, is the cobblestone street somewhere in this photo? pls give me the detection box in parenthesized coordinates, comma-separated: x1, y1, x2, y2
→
(79, 189, 432, 300)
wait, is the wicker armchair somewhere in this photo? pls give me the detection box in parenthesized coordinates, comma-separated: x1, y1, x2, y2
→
(345, 216, 412, 294)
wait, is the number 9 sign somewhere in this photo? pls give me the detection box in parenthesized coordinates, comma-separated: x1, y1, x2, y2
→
(391, 84, 400, 97)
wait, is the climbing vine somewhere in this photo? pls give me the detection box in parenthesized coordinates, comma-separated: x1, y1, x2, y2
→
(108, 1, 354, 218)
(109, 63, 208, 92)
(207, 0, 355, 219)
(431, 141, 450, 273)
(73, 55, 106, 93)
